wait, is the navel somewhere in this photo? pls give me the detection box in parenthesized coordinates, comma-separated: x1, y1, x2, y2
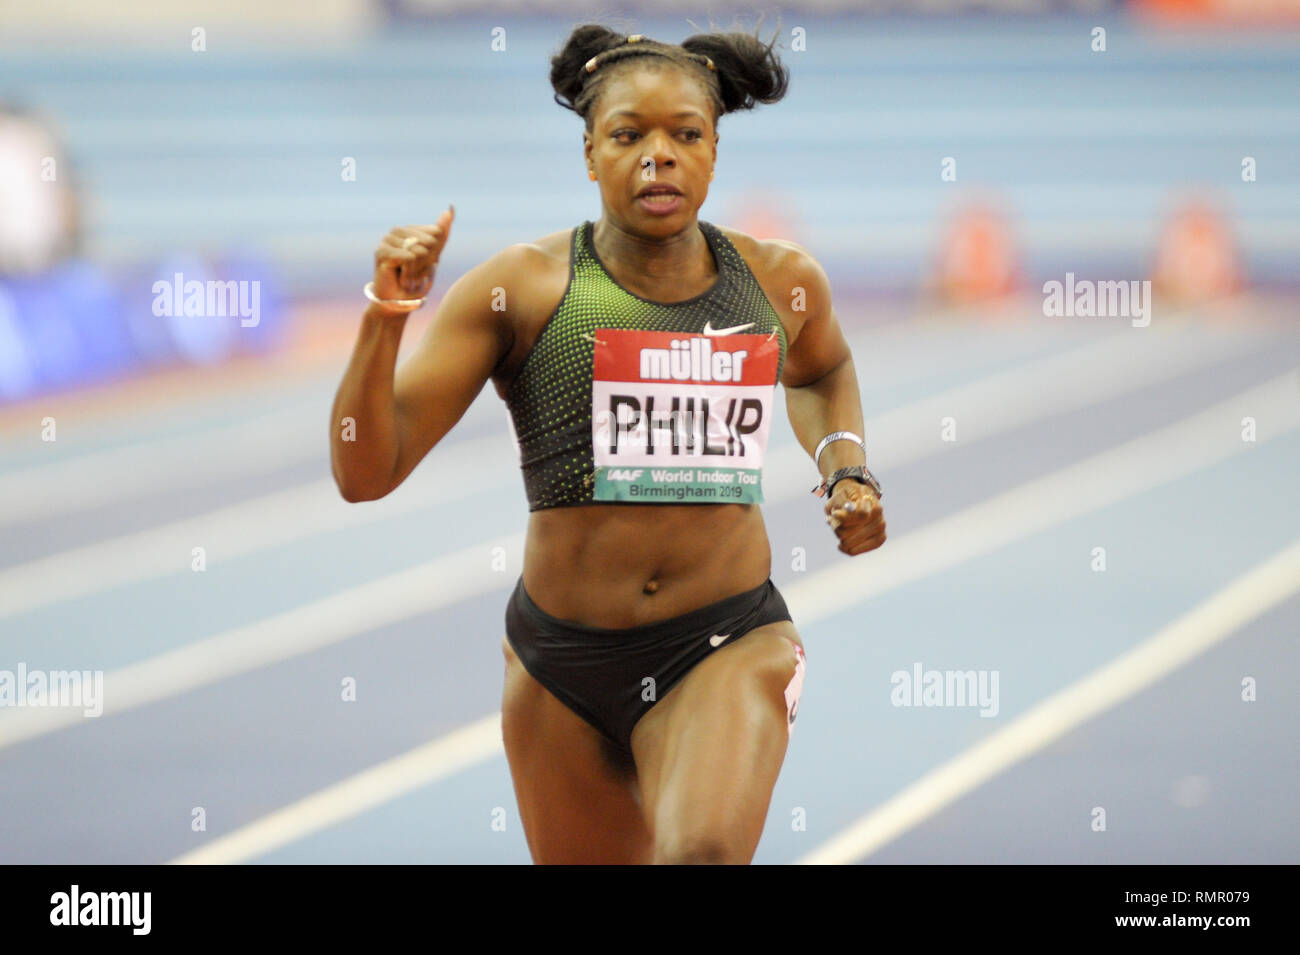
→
(642, 578, 660, 595)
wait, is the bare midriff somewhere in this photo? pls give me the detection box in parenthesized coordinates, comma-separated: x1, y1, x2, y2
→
(521, 502, 772, 628)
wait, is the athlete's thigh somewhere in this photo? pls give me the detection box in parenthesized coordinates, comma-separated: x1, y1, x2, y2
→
(629, 621, 804, 864)
(500, 636, 654, 865)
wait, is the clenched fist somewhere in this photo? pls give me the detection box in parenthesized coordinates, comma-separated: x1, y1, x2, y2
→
(372, 206, 455, 306)
(825, 480, 886, 556)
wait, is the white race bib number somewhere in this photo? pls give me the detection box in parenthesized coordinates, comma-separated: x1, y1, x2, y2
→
(590, 327, 780, 504)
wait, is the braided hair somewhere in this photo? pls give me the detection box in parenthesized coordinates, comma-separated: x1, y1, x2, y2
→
(549, 23, 790, 131)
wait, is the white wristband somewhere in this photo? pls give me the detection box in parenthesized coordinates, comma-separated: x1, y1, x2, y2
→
(364, 281, 426, 313)
(814, 430, 865, 467)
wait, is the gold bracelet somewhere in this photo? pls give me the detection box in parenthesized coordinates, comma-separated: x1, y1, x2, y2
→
(363, 281, 426, 313)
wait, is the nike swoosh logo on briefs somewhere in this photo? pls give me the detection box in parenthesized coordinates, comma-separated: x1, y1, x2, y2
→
(701, 321, 754, 336)
(709, 632, 733, 647)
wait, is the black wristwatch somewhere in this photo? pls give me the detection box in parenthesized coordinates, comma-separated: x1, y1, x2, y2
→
(812, 465, 882, 499)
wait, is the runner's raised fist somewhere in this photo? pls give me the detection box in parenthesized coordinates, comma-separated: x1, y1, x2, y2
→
(372, 205, 455, 304)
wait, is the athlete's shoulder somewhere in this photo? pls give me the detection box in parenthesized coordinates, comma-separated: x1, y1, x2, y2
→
(475, 226, 574, 277)
(447, 226, 575, 313)
(522, 224, 579, 260)
(712, 223, 821, 291)
(712, 223, 831, 314)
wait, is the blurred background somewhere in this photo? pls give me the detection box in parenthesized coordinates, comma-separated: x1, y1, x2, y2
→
(0, 0, 1297, 865)
(1, 0, 1297, 392)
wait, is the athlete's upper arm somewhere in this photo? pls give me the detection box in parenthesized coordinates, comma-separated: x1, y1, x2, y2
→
(776, 244, 852, 388)
(387, 246, 521, 491)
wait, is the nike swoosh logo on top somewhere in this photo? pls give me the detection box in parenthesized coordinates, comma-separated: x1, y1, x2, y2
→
(709, 633, 733, 647)
(702, 321, 754, 336)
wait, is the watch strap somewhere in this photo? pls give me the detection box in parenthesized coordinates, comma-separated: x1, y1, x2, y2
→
(811, 464, 882, 499)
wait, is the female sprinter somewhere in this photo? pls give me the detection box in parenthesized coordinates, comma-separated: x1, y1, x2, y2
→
(329, 25, 886, 865)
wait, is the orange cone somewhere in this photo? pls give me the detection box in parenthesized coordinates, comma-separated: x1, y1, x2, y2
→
(933, 200, 1019, 305)
(1151, 200, 1242, 305)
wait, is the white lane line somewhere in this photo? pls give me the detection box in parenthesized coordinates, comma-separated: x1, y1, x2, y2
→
(0, 430, 519, 621)
(0, 324, 1256, 621)
(0, 530, 525, 752)
(765, 321, 1262, 499)
(148, 370, 1297, 865)
(0, 375, 509, 528)
(0, 403, 313, 526)
(780, 370, 1300, 621)
(168, 713, 505, 865)
(796, 534, 1300, 865)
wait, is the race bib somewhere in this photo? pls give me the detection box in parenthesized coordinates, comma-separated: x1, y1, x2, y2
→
(591, 327, 780, 504)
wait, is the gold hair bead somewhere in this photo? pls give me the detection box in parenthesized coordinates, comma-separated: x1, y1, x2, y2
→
(583, 35, 651, 76)
(704, 56, 715, 71)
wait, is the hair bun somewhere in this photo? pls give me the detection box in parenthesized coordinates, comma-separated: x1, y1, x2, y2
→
(680, 30, 788, 115)
(550, 24, 628, 114)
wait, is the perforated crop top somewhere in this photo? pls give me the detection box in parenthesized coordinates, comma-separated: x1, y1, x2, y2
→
(504, 219, 788, 511)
